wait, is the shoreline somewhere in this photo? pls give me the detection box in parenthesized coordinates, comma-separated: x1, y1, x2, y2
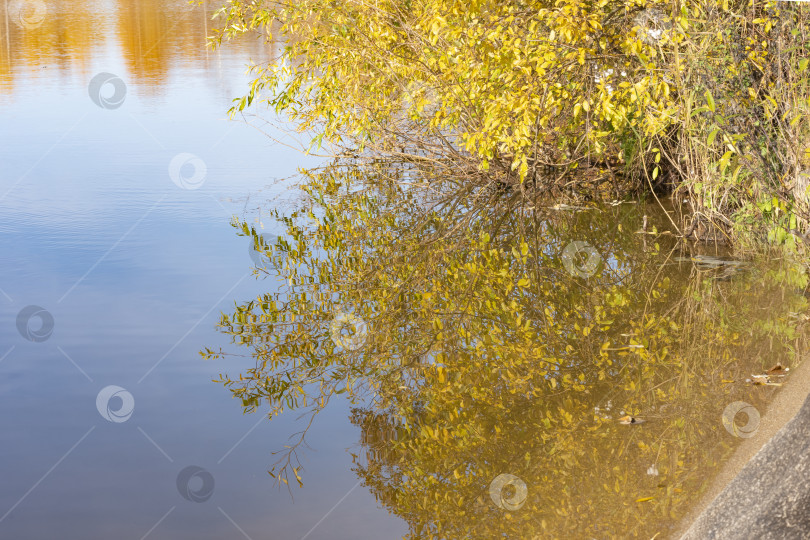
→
(671, 355, 810, 538)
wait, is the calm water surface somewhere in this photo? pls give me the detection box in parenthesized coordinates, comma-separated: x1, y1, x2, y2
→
(0, 1, 407, 538)
(3, 2, 810, 540)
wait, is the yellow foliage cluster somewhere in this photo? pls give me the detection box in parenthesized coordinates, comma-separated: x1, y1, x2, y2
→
(213, 0, 685, 177)
(216, 2, 798, 179)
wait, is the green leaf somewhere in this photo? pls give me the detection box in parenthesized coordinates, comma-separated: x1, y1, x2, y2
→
(690, 107, 710, 118)
(705, 90, 715, 113)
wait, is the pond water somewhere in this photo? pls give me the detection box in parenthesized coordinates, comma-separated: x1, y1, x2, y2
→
(2, 2, 810, 540)
(0, 1, 406, 538)
(218, 166, 810, 538)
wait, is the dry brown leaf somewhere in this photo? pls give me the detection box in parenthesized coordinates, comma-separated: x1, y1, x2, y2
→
(618, 415, 646, 425)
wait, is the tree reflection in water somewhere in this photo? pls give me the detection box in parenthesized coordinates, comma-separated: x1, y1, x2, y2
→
(205, 162, 809, 538)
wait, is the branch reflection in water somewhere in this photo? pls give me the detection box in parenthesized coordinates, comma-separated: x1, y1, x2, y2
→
(207, 160, 810, 538)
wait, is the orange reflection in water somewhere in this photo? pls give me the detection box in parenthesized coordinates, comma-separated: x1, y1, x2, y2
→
(0, 0, 274, 96)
